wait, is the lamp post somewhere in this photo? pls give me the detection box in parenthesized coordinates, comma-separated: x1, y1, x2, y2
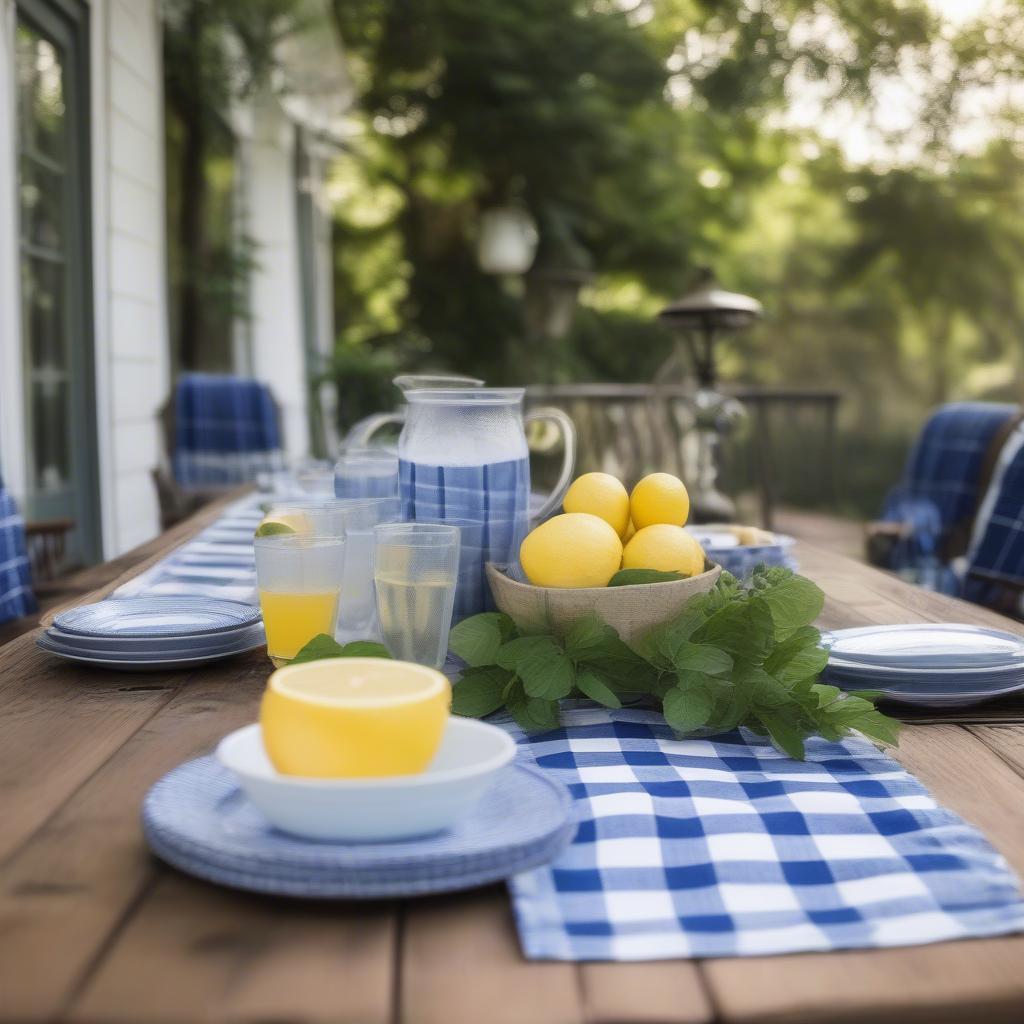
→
(657, 268, 762, 522)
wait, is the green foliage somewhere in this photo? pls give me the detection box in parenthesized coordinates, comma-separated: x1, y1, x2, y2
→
(449, 567, 899, 759)
(608, 569, 687, 587)
(290, 634, 392, 664)
(324, 0, 1024, 507)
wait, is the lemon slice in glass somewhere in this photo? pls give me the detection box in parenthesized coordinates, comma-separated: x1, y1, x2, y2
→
(255, 511, 311, 538)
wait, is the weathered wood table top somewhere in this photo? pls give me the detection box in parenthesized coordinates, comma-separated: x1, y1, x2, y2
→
(3, 499, 1024, 1024)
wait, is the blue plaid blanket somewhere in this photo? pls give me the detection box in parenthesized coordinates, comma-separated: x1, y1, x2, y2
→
(964, 423, 1024, 602)
(886, 402, 1017, 537)
(173, 374, 286, 487)
(0, 471, 36, 624)
(507, 707, 1024, 960)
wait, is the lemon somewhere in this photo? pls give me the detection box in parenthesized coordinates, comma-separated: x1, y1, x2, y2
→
(624, 519, 636, 542)
(520, 513, 623, 588)
(622, 524, 706, 577)
(260, 658, 450, 778)
(255, 511, 311, 538)
(563, 473, 631, 538)
(630, 473, 690, 529)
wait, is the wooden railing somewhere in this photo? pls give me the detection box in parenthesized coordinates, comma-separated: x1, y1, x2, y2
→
(526, 384, 842, 528)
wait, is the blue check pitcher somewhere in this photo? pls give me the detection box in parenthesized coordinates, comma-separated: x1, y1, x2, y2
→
(393, 388, 575, 620)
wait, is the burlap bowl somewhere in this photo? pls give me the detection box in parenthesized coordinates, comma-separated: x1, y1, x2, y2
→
(485, 562, 722, 646)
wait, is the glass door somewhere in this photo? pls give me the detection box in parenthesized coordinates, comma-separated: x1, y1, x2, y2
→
(14, 0, 99, 565)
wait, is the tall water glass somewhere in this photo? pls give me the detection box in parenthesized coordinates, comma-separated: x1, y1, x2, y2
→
(337, 497, 403, 643)
(374, 523, 460, 669)
(254, 535, 345, 668)
(334, 448, 400, 500)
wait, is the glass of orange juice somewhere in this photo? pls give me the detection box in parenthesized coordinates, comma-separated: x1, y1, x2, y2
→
(254, 535, 345, 667)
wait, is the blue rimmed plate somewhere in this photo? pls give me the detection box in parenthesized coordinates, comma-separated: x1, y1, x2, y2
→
(142, 755, 576, 899)
(55, 597, 260, 639)
(821, 624, 1024, 671)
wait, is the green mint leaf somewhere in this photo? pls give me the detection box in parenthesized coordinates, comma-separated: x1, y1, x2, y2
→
(672, 642, 733, 677)
(663, 684, 713, 734)
(608, 568, 686, 587)
(496, 636, 575, 700)
(644, 603, 711, 666)
(848, 709, 901, 747)
(774, 644, 829, 684)
(811, 683, 843, 708)
(759, 712, 807, 760)
(763, 626, 821, 674)
(575, 667, 622, 708)
(755, 573, 825, 636)
(290, 636, 393, 664)
(506, 681, 561, 732)
(449, 613, 514, 666)
(735, 665, 791, 707)
(290, 634, 349, 663)
(452, 665, 513, 717)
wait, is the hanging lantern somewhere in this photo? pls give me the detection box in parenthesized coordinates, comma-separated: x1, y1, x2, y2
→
(477, 206, 539, 275)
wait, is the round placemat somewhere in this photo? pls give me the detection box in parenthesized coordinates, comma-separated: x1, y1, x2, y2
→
(143, 757, 576, 898)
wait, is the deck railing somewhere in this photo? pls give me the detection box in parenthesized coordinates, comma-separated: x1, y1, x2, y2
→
(525, 384, 842, 528)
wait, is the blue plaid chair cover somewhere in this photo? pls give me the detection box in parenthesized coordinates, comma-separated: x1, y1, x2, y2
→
(885, 402, 1018, 538)
(172, 374, 286, 487)
(0, 471, 37, 624)
(878, 403, 1018, 592)
(963, 424, 1024, 606)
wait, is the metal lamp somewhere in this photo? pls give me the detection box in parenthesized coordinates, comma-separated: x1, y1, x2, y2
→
(657, 268, 762, 522)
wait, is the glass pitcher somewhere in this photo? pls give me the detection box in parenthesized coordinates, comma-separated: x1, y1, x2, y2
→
(395, 388, 575, 620)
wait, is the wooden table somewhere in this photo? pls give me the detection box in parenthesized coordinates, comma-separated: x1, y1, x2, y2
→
(3, 502, 1024, 1024)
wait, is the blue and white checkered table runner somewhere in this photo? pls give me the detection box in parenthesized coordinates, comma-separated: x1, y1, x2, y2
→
(113, 495, 1024, 960)
(506, 707, 1024, 959)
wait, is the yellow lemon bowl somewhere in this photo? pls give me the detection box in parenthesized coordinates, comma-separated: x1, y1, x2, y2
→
(260, 658, 451, 778)
(486, 562, 721, 647)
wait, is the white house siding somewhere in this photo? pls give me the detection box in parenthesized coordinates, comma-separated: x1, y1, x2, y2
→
(94, 0, 169, 555)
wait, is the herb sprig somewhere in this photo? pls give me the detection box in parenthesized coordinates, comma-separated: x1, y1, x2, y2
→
(449, 567, 900, 759)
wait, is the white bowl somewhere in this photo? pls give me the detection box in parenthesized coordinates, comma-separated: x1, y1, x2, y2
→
(216, 717, 517, 842)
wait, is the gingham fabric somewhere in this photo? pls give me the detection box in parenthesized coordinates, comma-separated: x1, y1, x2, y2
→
(0, 471, 37, 623)
(885, 402, 1018, 537)
(506, 706, 1024, 960)
(399, 457, 531, 620)
(963, 421, 1024, 604)
(173, 374, 286, 487)
(114, 495, 261, 604)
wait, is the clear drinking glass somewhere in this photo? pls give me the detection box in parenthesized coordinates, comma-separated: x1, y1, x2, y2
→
(295, 461, 336, 496)
(374, 523, 460, 669)
(334, 447, 400, 500)
(253, 535, 345, 668)
(336, 497, 403, 642)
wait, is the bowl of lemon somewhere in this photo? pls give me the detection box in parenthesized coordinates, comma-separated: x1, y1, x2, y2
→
(217, 658, 517, 841)
(487, 471, 720, 645)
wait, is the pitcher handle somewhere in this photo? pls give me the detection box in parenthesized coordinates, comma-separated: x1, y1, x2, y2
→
(345, 411, 406, 448)
(524, 406, 577, 522)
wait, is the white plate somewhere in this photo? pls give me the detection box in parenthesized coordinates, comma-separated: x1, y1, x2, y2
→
(55, 597, 260, 638)
(217, 718, 517, 842)
(822, 624, 1024, 670)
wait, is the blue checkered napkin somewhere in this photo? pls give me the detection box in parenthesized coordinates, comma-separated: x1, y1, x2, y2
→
(399, 457, 531, 620)
(890, 402, 1018, 534)
(0, 471, 37, 624)
(114, 495, 261, 604)
(173, 374, 286, 487)
(506, 707, 1024, 960)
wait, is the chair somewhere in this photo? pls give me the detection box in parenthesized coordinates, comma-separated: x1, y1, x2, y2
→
(867, 402, 1021, 578)
(154, 374, 286, 528)
(0, 471, 37, 626)
(169, 373, 286, 487)
(962, 422, 1024, 613)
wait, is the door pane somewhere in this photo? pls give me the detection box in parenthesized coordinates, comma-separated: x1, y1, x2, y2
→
(15, 3, 98, 565)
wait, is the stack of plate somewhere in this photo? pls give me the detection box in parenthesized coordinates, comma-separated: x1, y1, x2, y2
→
(37, 597, 264, 671)
(822, 623, 1024, 708)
